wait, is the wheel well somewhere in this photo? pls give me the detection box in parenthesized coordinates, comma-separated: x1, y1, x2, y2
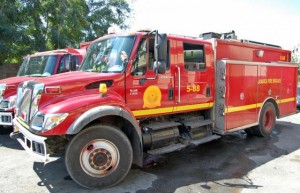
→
(83, 115, 143, 167)
(263, 98, 280, 118)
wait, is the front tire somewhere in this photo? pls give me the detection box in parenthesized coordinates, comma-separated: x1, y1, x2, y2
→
(65, 124, 133, 189)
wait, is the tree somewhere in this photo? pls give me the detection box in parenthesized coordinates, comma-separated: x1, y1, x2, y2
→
(0, 0, 31, 64)
(292, 46, 300, 75)
(0, 0, 131, 63)
(84, 0, 131, 40)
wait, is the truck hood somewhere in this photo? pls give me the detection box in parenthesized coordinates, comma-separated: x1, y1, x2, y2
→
(0, 76, 41, 99)
(33, 71, 124, 109)
(36, 71, 122, 86)
(0, 76, 38, 86)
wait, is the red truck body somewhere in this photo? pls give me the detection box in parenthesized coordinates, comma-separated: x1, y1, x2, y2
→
(11, 30, 298, 189)
(0, 48, 87, 130)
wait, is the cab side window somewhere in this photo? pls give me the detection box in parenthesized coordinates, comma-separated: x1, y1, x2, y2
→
(183, 43, 205, 71)
(57, 55, 79, 73)
(131, 38, 169, 76)
(148, 38, 155, 71)
(58, 55, 70, 73)
(70, 56, 79, 70)
(131, 39, 147, 76)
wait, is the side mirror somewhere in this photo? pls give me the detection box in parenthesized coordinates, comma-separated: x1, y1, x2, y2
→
(154, 31, 167, 74)
(153, 61, 166, 74)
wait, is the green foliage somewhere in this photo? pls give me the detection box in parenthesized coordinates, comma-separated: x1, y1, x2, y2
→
(0, 0, 32, 63)
(0, 0, 131, 63)
(292, 54, 300, 75)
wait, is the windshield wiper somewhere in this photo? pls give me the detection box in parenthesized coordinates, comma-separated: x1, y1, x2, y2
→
(85, 69, 99, 72)
(29, 74, 44, 77)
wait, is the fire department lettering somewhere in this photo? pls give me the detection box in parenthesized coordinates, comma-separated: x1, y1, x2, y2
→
(258, 78, 281, 84)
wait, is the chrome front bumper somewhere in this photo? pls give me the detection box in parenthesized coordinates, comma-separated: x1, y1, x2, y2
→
(12, 118, 47, 161)
(0, 112, 13, 126)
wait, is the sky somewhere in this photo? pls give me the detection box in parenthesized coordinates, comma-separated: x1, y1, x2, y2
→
(127, 0, 300, 50)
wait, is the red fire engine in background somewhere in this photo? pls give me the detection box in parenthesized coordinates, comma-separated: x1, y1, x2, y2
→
(10, 30, 298, 189)
(0, 47, 87, 133)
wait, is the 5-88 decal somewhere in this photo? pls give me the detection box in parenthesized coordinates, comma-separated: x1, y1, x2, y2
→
(186, 85, 200, 93)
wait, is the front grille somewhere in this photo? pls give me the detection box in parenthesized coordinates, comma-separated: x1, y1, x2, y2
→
(18, 88, 33, 124)
(16, 81, 44, 129)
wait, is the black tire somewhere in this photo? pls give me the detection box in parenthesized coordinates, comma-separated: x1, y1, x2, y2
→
(65, 124, 133, 189)
(246, 102, 276, 137)
(0, 126, 13, 135)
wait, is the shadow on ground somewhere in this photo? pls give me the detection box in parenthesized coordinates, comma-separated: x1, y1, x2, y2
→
(0, 132, 23, 150)
(17, 120, 300, 193)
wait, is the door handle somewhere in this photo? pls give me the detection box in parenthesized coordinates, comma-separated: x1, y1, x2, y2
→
(176, 65, 180, 103)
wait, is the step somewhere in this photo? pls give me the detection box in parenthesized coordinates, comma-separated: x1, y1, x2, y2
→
(145, 121, 181, 130)
(190, 135, 221, 146)
(147, 143, 187, 155)
(186, 119, 213, 129)
(181, 116, 204, 123)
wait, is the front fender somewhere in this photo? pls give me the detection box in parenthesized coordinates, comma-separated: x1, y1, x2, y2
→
(66, 105, 144, 167)
(66, 105, 140, 136)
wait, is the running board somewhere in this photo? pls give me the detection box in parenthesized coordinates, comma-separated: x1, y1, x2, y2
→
(147, 143, 187, 155)
(190, 135, 221, 146)
(147, 135, 221, 155)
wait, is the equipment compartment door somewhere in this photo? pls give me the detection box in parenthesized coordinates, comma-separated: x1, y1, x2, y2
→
(225, 63, 258, 130)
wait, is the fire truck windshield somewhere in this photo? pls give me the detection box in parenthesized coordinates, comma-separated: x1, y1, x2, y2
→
(80, 36, 135, 73)
(17, 55, 58, 77)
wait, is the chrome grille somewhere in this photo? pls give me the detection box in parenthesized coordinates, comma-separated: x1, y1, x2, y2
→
(15, 81, 44, 126)
(19, 88, 32, 123)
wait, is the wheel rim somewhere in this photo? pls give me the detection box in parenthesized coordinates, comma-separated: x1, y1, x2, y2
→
(263, 109, 275, 132)
(80, 139, 120, 177)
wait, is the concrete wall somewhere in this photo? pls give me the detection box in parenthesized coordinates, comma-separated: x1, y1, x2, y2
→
(0, 63, 21, 79)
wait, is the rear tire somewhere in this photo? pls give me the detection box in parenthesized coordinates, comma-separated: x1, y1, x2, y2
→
(65, 124, 133, 189)
(246, 102, 276, 137)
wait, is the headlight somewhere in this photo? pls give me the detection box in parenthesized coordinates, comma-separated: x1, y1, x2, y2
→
(8, 97, 16, 109)
(31, 112, 68, 132)
(0, 96, 16, 109)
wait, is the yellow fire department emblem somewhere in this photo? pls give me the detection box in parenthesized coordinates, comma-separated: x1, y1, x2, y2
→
(143, 85, 162, 108)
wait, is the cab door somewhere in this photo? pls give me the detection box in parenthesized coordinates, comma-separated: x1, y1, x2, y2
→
(173, 40, 213, 112)
(125, 37, 174, 118)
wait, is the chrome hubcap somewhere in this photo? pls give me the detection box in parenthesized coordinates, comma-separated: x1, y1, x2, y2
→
(80, 139, 119, 177)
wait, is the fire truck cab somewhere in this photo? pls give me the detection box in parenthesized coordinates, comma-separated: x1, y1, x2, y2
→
(10, 30, 298, 189)
(0, 48, 87, 133)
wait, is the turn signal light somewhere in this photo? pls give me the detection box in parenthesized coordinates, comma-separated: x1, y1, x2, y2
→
(45, 86, 61, 94)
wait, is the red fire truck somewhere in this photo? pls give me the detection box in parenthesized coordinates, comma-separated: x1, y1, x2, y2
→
(10, 30, 298, 189)
(0, 48, 87, 133)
